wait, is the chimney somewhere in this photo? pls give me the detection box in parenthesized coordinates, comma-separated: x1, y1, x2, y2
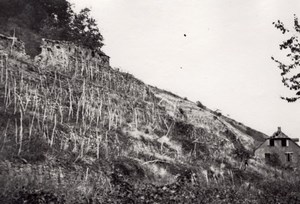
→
(278, 127, 281, 132)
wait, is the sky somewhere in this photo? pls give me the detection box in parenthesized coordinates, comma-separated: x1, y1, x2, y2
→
(69, 0, 300, 138)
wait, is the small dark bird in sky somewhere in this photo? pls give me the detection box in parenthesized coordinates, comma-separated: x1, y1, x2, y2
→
(184, 34, 186, 37)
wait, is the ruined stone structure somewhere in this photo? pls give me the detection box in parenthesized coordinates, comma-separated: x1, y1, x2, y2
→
(0, 33, 26, 55)
(34, 38, 110, 70)
(255, 127, 300, 167)
(0, 33, 110, 73)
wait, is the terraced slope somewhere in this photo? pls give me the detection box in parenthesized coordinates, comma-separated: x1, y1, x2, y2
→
(0, 34, 281, 203)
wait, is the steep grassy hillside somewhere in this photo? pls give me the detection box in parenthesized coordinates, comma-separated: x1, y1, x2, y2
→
(0, 34, 300, 204)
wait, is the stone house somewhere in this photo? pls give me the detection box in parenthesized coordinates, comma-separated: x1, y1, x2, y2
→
(255, 127, 300, 167)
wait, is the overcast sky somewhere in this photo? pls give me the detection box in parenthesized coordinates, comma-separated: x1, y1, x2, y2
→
(70, 0, 300, 138)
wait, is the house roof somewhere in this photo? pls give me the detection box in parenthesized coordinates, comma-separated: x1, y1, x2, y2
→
(254, 127, 300, 152)
(270, 127, 289, 139)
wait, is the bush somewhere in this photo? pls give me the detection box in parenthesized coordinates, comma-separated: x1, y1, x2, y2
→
(178, 107, 185, 115)
(216, 112, 222, 116)
(266, 153, 282, 168)
(257, 180, 300, 204)
(196, 101, 206, 109)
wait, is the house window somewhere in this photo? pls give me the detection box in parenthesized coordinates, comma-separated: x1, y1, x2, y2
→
(285, 153, 293, 162)
(269, 139, 274, 146)
(282, 139, 287, 147)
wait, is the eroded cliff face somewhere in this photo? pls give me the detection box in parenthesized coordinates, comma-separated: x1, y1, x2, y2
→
(35, 38, 110, 70)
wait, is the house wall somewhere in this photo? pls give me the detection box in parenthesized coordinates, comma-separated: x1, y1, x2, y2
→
(255, 138, 300, 167)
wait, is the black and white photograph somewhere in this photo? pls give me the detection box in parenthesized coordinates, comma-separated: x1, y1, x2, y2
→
(0, 0, 300, 203)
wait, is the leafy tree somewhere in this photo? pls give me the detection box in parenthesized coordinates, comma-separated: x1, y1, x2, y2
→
(70, 8, 104, 49)
(0, 0, 104, 56)
(272, 15, 300, 102)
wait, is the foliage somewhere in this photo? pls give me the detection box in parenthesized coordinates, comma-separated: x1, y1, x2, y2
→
(104, 172, 258, 204)
(0, 0, 104, 56)
(0, 167, 110, 204)
(213, 109, 222, 117)
(2, 166, 300, 204)
(196, 100, 206, 109)
(69, 8, 104, 50)
(272, 15, 300, 102)
(170, 121, 210, 158)
(257, 180, 300, 204)
(265, 153, 282, 168)
(232, 147, 250, 161)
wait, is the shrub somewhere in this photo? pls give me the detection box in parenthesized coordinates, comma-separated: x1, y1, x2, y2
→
(266, 153, 282, 168)
(257, 180, 300, 204)
(196, 101, 206, 109)
(178, 107, 185, 115)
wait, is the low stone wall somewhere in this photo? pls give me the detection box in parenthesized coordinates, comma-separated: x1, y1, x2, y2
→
(0, 33, 26, 55)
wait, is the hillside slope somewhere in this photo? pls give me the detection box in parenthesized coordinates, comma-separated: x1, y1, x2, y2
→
(1, 34, 297, 204)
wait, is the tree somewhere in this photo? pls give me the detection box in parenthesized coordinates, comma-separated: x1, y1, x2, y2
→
(272, 15, 300, 102)
(38, 0, 74, 40)
(0, 0, 104, 56)
(70, 8, 104, 49)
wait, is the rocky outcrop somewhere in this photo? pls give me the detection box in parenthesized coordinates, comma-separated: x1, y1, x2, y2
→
(34, 38, 110, 70)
